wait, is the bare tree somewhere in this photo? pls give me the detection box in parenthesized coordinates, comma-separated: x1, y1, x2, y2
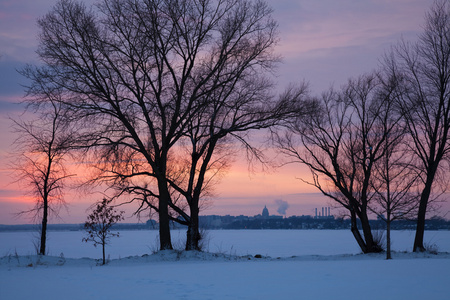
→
(83, 198, 124, 265)
(166, 81, 308, 250)
(384, 0, 450, 252)
(22, 0, 286, 250)
(103, 55, 309, 252)
(370, 128, 421, 259)
(11, 99, 74, 255)
(274, 73, 403, 253)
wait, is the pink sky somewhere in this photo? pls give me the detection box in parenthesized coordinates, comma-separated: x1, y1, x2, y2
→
(0, 0, 439, 224)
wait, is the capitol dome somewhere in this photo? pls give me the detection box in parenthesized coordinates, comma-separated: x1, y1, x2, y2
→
(262, 205, 269, 218)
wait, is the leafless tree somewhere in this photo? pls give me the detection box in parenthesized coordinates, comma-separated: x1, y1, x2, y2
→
(21, 0, 295, 250)
(97, 41, 309, 252)
(384, 0, 450, 252)
(83, 197, 125, 265)
(165, 80, 308, 250)
(274, 73, 403, 253)
(369, 127, 421, 259)
(11, 99, 74, 255)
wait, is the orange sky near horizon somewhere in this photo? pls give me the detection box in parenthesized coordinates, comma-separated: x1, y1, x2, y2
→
(0, 0, 441, 224)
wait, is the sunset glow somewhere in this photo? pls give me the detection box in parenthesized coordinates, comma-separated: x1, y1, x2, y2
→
(0, 0, 438, 224)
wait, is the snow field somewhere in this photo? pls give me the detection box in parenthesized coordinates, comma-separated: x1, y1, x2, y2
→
(1, 252, 449, 300)
(1, 230, 449, 299)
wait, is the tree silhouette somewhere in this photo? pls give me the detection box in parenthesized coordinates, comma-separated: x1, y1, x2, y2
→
(22, 0, 302, 250)
(12, 99, 74, 255)
(83, 198, 124, 265)
(384, 0, 450, 252)
(274, 73, 403, 253)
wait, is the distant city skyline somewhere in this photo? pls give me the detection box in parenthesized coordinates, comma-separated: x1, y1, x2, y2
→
(0, 0, 440, 224)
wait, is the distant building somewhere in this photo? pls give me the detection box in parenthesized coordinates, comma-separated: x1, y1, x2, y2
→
(262, 205, 269, 219)
(315, 207, 332, 219)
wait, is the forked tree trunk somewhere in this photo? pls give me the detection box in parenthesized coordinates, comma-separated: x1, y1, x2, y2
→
(359, 210, 381, 253)
(350, 210, 368, 253)
(349, 208, 382, 254)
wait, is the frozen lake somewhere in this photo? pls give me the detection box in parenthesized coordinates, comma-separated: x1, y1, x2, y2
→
(1, 229, 450, 300)
(1, 229, 449, 259)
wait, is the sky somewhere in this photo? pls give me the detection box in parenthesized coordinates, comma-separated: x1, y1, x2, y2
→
(0, 0, 438, 224)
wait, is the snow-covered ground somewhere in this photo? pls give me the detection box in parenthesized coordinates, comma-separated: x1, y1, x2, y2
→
(1, 230, 449, 299)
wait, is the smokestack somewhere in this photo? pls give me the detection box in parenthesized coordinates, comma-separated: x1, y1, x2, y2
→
(322, 207, 324, 217)
(315, 208, 317, 218)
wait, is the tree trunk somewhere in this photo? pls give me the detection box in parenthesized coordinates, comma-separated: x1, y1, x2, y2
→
(185, 203, 200, 251)
(39, 196, 48, 255)
(102, 242, 106, 265)
(359, 209, 381, 253)
(386, 218, 391, 260)
(413, 195, 429, 252)
(350, 209, 368, 253)
(158, 181, 173, 250)
(413, 174, 434, 252)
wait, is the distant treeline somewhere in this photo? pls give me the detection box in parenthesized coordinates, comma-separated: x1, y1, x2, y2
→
(197, 215, 450, 230)
(2, 215, 450, 232)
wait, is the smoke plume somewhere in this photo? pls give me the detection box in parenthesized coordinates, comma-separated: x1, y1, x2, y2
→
(274, 199, 289, 215)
